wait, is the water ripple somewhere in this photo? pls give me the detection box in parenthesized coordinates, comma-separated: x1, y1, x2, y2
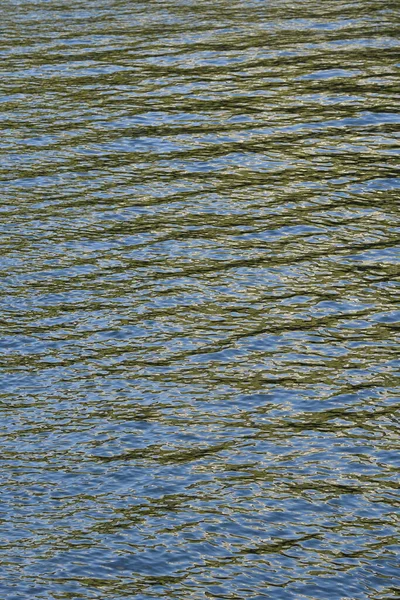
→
(0, 0, 399, 599)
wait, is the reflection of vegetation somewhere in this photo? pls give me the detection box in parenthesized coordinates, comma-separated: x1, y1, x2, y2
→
(1, 0, 399, 598)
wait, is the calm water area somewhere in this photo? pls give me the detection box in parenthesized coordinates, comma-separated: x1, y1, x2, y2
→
(1, 0, 399, 598)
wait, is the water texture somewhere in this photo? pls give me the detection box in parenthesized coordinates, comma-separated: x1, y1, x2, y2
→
(0, 0, 399, 598)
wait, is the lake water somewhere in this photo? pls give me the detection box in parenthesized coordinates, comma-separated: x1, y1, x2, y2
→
(1, 0, 399, 598)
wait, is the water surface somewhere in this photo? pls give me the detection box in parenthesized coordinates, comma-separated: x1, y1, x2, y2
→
(0, 0, 399, 598)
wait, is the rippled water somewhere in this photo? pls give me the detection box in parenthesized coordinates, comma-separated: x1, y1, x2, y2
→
(1, 0, 400, 598)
